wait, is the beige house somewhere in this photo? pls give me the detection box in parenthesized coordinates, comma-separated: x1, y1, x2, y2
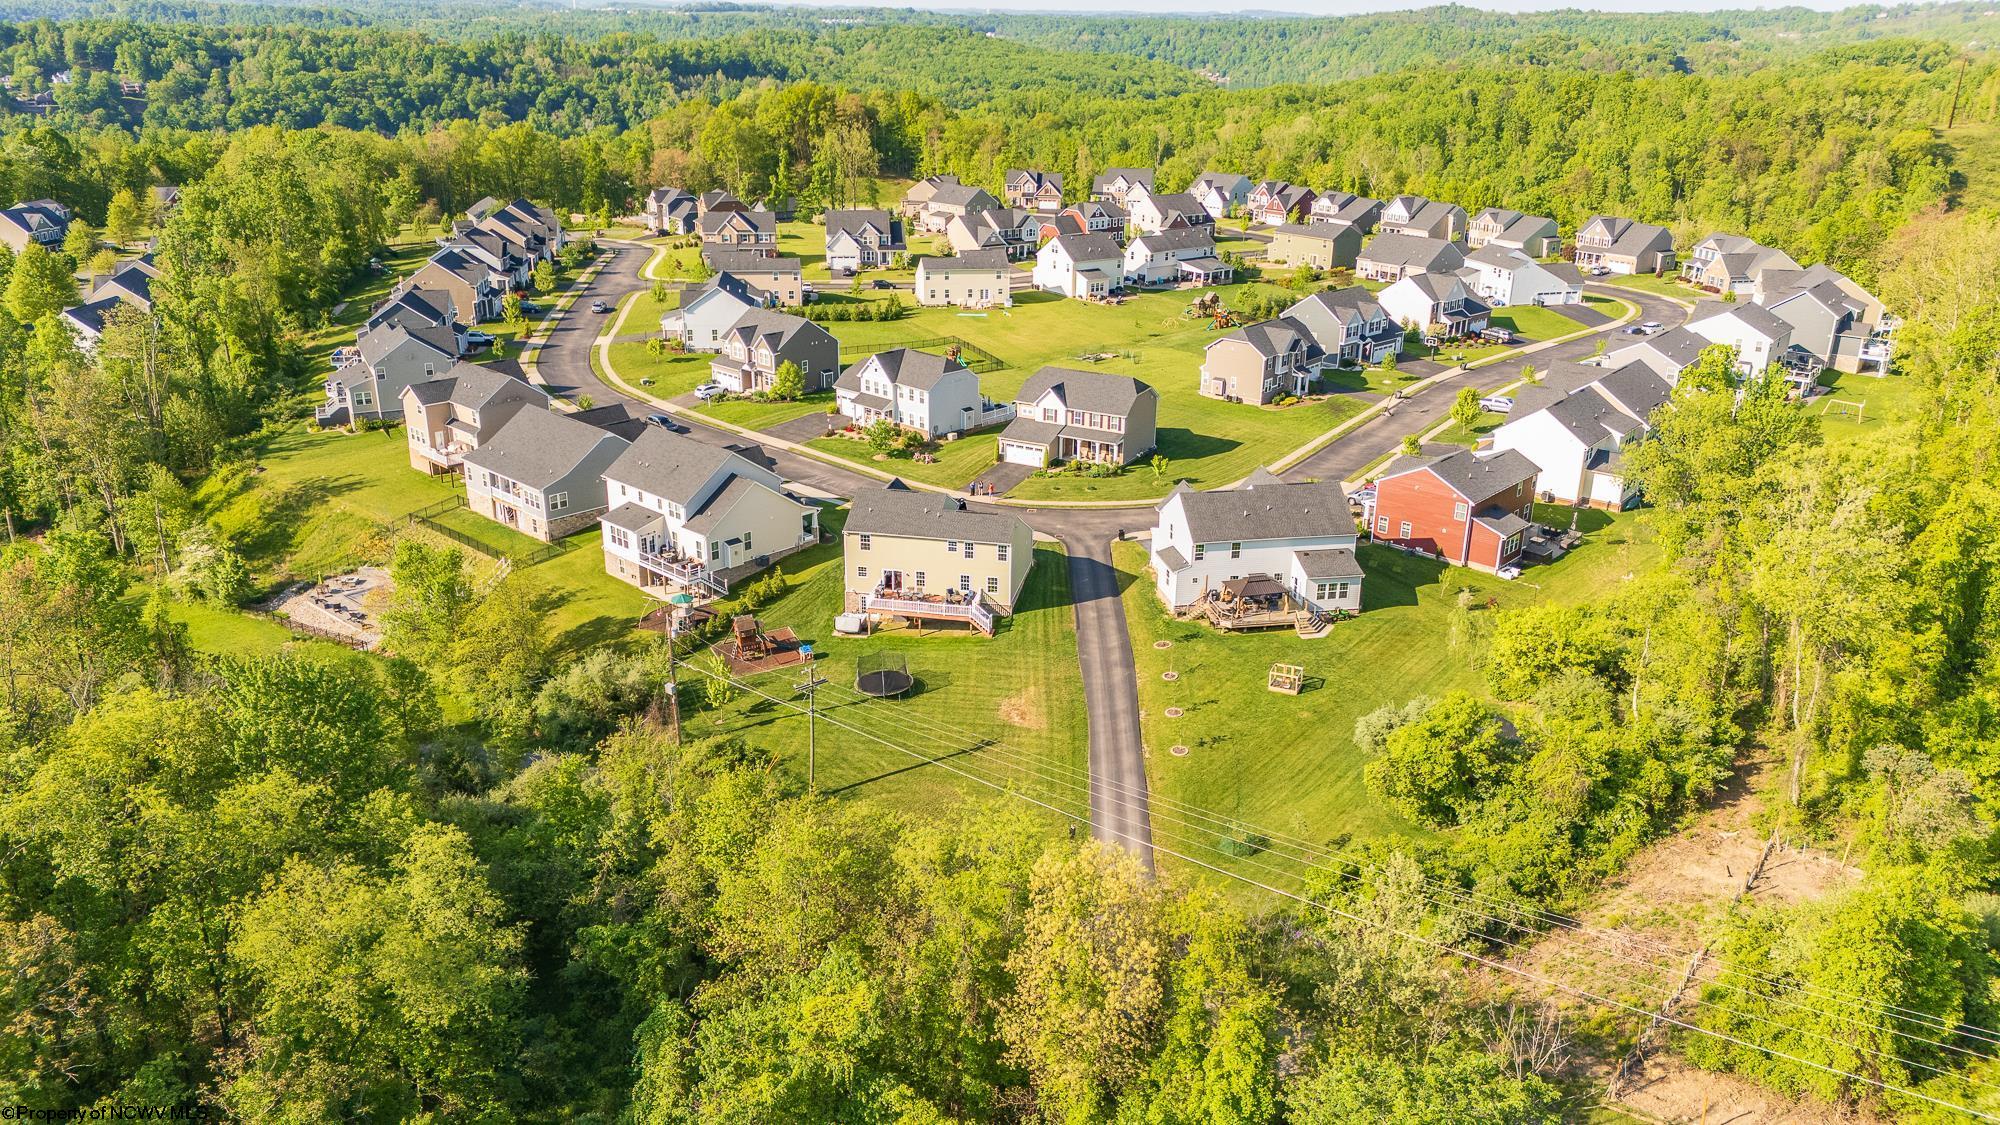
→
(842, 482, 1036, 634)
(705, 250, 805, 306)
(916, 251, 1013, 308)
(400, 362, 551, 476)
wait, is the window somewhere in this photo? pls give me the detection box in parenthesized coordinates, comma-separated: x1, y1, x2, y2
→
(609, 527, 631, 550)
(743, 532, 753, 553)
(946, 540, 959, 554)
(857, 533, 871, 551)
(1193, 543, 1206, 561)
(964, 543, 976, 560)
(914, 571, 925, 590)
(1315, 581, 1351, 601)
(1453, 501, 1467, 521)
(549, 492, 569, 513)
(857, 566, 868, 579)
(1230, 542, 1242, 559)
(996, 544, 1009, 562)
(353, 389, 374, 407)
(1399, 521, 1413, 538)
(1375, 516, 1388, 534)
(987, 576, 1000, 595)
(959, 575, 972, 592)
(710, 541, 722, 562)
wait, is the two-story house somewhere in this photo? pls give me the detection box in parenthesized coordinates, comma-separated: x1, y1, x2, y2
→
(703, 251, 805, 307)
(1149, 472, 1365, 617)
(0, 198, 69, 252)
(1457, 245, 1583, 307)
(1355, 233, 1465, 283)
(1372, 447, 1542, 573)
(646, 187, 698, 235)
(1264, 222, 1364, 271)
(1282, 287, 1404, 367)
(1379, 272, 1491, 338)
(699, 208, 778, 255)
(946, 207, 1042, 260)
(1200, 316, 1325, 405)
(399, 362, 551, 476)
(1187, 172, 1252, 220)
(843, 481, 1035, 633)
(320, 321, 460, 425)
(1091, 168, 1156, 207)
(600, 427, 819, 596)
(1681, 233, 1800, 295)
(1686, 300, 1793, 378)
(1756, 268, 1887, 374)
(1123, 227, 1226, 286)
(367, 285, 464, 343)
(1603, 328, 1714, 384)
(1573, 215, 1675, 275)
(1378, 195, 1467, 243)
(710, 310, 839, 394)
(1127, 191, 1214, 235)
(1033, 232, 1124, 299)
(1247, 181, 1315, 225)
(1467, 208, 1559, 257)
(1004, 170, 1066, 212)
(462, 409, 630, 543)
(61, 256, 160, 349)
(835, 348, 1013, 437)
(407, 245, 508, 323)
(997, 367, 1159, 467)
(1061, 200, 1128, 237)
(916, 251, 1014, 308)
(900, 174, 962, 219)
(824, 209, 907, 273)
(663, 273, 765, 352)
(919, 183, 1001, 234)
(1308, 192, 1384, 232)
(1490, 360, 1670, 508)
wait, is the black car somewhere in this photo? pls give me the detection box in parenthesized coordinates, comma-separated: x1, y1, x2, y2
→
(869, 279, 896, 290)
(645, 413, 688, 433)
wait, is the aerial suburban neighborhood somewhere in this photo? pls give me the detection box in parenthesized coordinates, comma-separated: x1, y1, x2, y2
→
(10, 3, 1981, 1118)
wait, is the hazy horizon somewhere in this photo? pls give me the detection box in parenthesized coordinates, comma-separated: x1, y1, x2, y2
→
(690, 0, 1903, 16)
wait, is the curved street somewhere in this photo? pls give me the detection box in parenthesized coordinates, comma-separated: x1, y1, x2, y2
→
(535, 239, 1692, 870)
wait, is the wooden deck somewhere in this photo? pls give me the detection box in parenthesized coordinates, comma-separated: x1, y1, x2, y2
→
(713, 626, 813, 677)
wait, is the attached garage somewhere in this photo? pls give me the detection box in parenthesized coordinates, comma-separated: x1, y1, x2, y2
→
(999, 440, 1047, 467)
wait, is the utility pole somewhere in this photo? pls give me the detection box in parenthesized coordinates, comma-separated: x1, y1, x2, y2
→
(1949, 55, 1969, 130)
(794, 645, 825, 792)
(664, 616, 681, 746)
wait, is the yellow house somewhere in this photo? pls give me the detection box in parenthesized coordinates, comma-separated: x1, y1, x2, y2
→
(842, 482, 1035, 635)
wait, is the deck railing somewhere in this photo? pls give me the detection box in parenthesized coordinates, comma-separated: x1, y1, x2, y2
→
(863, 592, 994, 633)
(640, 550, 728, 597)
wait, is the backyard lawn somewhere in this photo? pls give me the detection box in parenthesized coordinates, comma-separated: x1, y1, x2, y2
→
(807, 429, 1002, 488)
(1601, 273, 1697, 303)
(1813, 370, 1919, 444)
(1116, 509, 1658, 874)
(689, 536, 1090, 817)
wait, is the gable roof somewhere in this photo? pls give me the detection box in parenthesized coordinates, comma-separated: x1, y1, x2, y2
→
(1093, 168, 1155, 192)
(1046, 231, 1123, 263)
(918, 249, 1011, 272)
(604, 426, 762, 506)
(1359, 233, 1464, 273)
(1269, 221, 1357, 244)
(699, 209, 776, 236)
(1383, 446, 1540, 502)
(1212, 315, 1322, 362)
(838, 348, 974, 394)
(928, 182, 998, 210)
(1691, 299, 1792, 340)
(1014, 366, 1154, 415)
(357, 321, 456, 368)
(846, 485, 1026, 544)
(1283, 286, 1389, 343)
(462, 408, 626, 489)
(706, 249, 801, 276)
(825, 208, 905, 247)
(1164, 476, 1353, 542)
(1189, 172, 1250, 196)
(404, 361, 543, 411)
(1130, 226, 1216, 254)
(1580, 215, 1673, 256)
(1608, 327, 1713, 378)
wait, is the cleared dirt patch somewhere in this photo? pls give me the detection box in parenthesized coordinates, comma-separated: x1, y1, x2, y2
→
(997, 689, 1044, 729)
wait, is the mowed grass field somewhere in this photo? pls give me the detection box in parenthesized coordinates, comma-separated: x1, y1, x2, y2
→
(690, 535, 1089, 817)
(1116, 508, 1659, 869)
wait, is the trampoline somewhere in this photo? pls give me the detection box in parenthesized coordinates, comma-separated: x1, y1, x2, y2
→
(855, 651, 914, 699)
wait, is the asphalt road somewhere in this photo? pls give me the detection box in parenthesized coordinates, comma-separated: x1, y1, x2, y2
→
(545, 243, 1686, 872)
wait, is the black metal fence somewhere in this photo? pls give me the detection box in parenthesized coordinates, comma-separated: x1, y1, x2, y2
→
(388, 495, 572, 568)
(837, 335, 1007, 373)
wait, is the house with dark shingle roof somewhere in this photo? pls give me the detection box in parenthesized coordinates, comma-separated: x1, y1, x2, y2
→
(61, 256, 160, 348)
(320, 321, 460, 425)
(842, 481, 1035, 628)
(998, 367, 1159, 467)
(699, 208, 777, 255)
(1283, 287, 1403, 367)
(1681, 233, 1799, 295)
(709, 309, 839, 394)
(1004, 170, 1066, 213)
(1379, 195, 1467, 243)
(1149, 471, 1364, 616)
(1308, 192, 1384, 232)
(408, 245, 509, 322)
(1490, 360, 1669, 508)
(1467, 208, 1558, 257)
(835, 348, 1011, 437)
(646, 187, 698, 235)
(945, 207, 1041, 260)
(1188, 172, 1252, 221)
(917, 182, 1000, 234)
(399, 362, 550, 475)
(0, 199, 68, 252)
(1200, 317, 1325, 405)
(600, 426, 818, 596)
(915, 251, 1013, 308)
(1128, 190, 1214, 235)
(1032, 232, 1124, 299)
(462, 408, 630, 542)
(1603, 327, 1714, 384)
(824, 209, 906, 273)
(1122, 226, 1226, 286)
(1265, 222, 1364, 272)
(1247, 181, 1315, 226)
(1372, 446, 1543, 573)
(1356, 233, 1465, 283)
(1686, 300, 1793, 377)
(1573, 215, 1675, 275)
(1092, 168, 1156, 207)
(1378, 272, 1491, 339)
(704, 251, 804, 307)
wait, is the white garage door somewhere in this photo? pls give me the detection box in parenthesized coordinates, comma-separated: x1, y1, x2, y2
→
(1000, 441, 1045, 466)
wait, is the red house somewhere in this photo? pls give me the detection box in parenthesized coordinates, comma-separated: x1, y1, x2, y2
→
(1371, 447, 1541, 573)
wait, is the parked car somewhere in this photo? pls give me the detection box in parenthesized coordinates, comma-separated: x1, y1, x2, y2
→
(693, 382, 725, 401)
(1639, 321, 1663, 334)
(870, 279, 896, 290)
(1478, 395, 1514, 413)
(645, 413, 689, 433)
(1624, 325, 1645, 335)
(463, 329, 495, 346)
(517, 301, 545, 316)
(1588, 266, 1610, 276)
(590, 300, 612, 314)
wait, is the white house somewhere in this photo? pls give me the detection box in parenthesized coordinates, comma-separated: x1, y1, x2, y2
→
(1127, 191, 1213, 235)
(1122, 227, 1224, 286)
(661, 273, 763, 352)
(915, 251, 1013, 308)
(599, 427, 820, 597)
(834, 348, 1013, 438)
(1457, 245, 1583, 307)
(1489, 361, 1670, 508)
(1033, 232, 1124, 299)
(1686, 300, 1793, 377)
(1378, 272, 1491, 338)
(1187, 172, 1252, 220)
(1148, 471, 1364, 616)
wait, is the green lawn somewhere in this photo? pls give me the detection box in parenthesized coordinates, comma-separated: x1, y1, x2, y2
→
(163, 594, 374, 668)
(703, 390, 839, 430)
(1602, 273, 1696, 303)
(807, 430, 1002, 488)
(1812, 370, 1920, 444)
(1490, 303, 1593, 342)
(1433, 409, 1507, 447)
(820, 285, 1373, 499)
(295, 245, 434, 372)
(1117, 511, 1658, 870)
(690, 536, 1089, 815)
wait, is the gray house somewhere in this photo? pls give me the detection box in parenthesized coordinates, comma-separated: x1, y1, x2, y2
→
(665, 274, 765, 351)
(1356, 233, 1465, 283)
(462, 408, 631, 542)
(824, 209, 907, 273)
(998, 367, 1160, 467)
(320, 322, 459, 425)
(1283, 287, 1404, 367)
(709, 310, 840, 394)
(1200, 317, 1326, 405)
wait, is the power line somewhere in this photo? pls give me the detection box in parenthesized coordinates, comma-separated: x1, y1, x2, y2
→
(675, 660, 2000, 1122)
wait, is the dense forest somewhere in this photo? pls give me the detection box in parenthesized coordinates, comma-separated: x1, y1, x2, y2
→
(3, 0, 2000, 1119)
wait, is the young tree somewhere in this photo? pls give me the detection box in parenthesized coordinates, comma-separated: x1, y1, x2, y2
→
(61, 219, 97, 265)
(5, 243, 79, 322)
(532, 259, 557, 295)
(103, 188, 144, 246)
(1400, 434, 1422, 458)
(1450, 386, 1482, 432)
(770, 360, 805, 401)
